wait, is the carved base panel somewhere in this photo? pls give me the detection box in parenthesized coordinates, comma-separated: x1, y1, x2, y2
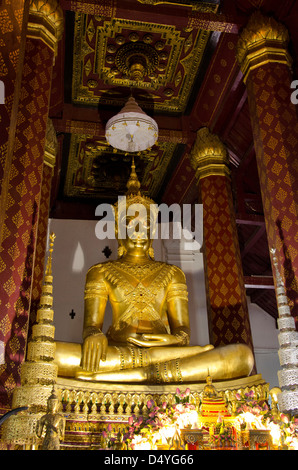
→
(55, 374, 268, 450)
(0, 374, 269, 449)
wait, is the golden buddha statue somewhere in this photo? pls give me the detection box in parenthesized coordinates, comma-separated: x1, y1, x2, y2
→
(203, 375, 220, 400)
(55, 160, 254, 384)
(36, 388, 65, 450)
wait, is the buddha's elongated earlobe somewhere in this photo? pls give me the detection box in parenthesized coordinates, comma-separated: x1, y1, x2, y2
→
(117, 245, 127, 258)
(147, 246, 154, 259)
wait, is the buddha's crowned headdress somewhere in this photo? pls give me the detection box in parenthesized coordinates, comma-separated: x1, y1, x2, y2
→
(114, 158, 158, 258)
(113, 157, 159, 222)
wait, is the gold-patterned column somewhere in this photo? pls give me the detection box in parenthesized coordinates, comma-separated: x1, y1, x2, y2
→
(30, 119, 57, 331)
(0, 0, 63, 409)
(190, 128, 255, 355)
(237, 11, 298, 326)
(0, 0, 30, 239)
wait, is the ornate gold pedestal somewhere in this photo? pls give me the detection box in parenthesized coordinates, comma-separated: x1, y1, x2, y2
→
(54, 374, 268, 449)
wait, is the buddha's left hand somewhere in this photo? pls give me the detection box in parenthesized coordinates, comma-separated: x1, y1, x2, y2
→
(127, 333, 181, 347)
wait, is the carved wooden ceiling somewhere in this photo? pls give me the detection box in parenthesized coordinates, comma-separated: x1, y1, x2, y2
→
(53, 1, 220, 204)
(49, 0, 298, 321)
(72, 11, 214, 113)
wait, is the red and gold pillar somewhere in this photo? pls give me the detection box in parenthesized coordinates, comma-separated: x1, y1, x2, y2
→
(0, 0, 63, 408)
(0, 0, 30, 233)
(237, 11, 298, 326)
(190, 127, 255, 354)
(30, 119, 57, 329)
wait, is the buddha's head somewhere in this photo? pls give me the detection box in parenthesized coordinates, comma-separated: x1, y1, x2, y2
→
(206, 375, 212, 385)
(47, 388, 59, 414)
(114, 158, 158, 259)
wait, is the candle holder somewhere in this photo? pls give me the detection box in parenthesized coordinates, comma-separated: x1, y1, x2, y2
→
(248, 429, 272, 450)
(180, 428, 204, 450)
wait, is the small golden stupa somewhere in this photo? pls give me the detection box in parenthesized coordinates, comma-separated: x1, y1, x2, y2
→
(2, 234, 58, 447)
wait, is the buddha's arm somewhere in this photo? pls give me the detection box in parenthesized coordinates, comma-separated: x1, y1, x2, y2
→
(82, 265, 109, 370)
(166, 267, 190, 345)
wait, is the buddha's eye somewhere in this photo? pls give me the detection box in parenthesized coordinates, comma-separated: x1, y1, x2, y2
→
(140, 218, 150, 229)
(125, 216, 136, 228)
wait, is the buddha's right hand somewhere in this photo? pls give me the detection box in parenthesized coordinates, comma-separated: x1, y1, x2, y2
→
(81, 332, 108, 371)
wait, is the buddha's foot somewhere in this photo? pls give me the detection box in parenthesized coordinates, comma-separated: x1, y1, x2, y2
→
(75, 367, 147, 383)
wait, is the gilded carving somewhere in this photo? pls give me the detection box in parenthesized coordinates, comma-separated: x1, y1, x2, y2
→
(28, 0, 64, 54)
(64, 134, 176, 200)
(72, 13, 212, 113)
(29, 0, 64, 32)
(114, 41, 159, 81)
(237, 11, 291, 81)
(190, 127, 230, 180)
(137, 0, 217, 11)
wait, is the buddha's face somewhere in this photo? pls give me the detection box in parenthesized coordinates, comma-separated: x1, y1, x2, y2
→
(47, 398, 59, 414)
(117, 202, 157, 255)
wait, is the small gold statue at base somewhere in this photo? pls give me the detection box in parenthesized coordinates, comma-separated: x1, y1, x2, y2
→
(36, 388, 65, 450)
(203, 374, 221, 400)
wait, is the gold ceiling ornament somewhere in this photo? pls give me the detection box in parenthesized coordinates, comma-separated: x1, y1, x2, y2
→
(114, 41, 159, 82)
(28, 0, 64, 55)
(236, 11, 291, 82)
(64, 134, 175, 200)
(189, 127, 230, 180)
(72, 13, 212, 113)
(105, 95, 158, 152)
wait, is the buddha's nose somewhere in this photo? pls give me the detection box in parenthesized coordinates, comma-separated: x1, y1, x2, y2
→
(135, 230, 147, 239)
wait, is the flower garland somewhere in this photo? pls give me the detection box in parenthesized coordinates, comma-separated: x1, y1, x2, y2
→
(209, 420, 236, 449)
(234, 390, 271, 430)
(100, 388, 298, 450)
(100, 388, 199, 450)
(123, 388, 198, 450)
(277, 414, 298, 449)
(234, 390, 298, 449)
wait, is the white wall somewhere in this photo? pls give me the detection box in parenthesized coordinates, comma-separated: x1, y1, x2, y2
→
(48, 218, 115, 343)
(248, 298, 280, 388)
(47, 218, 280, 388)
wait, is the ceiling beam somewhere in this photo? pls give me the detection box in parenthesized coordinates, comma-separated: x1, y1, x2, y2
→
(241, 225, 266, 258)
(60, 0, 245, 34)
(222, 88, 248, 141)
(236, 214, 264, 226)
(244, 276, 275, 289)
